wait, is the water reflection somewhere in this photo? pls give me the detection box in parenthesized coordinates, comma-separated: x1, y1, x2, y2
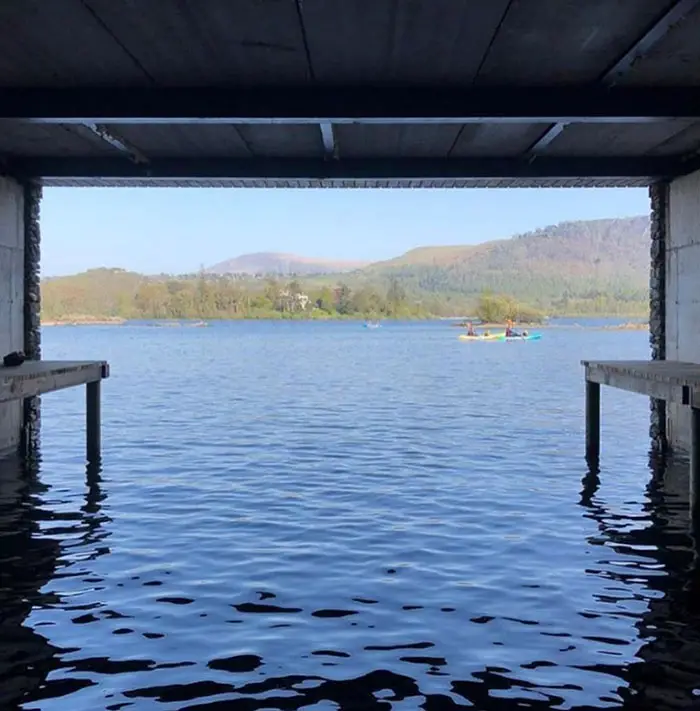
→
(580, 453, 700, 710)
(3, 452, 700, 708)
(0, 452, 109, 708)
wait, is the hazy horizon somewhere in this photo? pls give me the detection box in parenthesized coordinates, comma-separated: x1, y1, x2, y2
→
(41, 187, 650, 277)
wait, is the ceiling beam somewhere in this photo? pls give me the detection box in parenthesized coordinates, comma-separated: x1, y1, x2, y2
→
(528, 0, 700, 154)
(601, 0, 700, 85)
(1, 87, 699, 124)
(319, 122, 338, 159)
(528, 123, 568, 155)
(6, 155, 689, 182)
(79, 122, 149, 163)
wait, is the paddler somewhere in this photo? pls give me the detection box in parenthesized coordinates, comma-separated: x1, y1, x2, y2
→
(466, 321, 477, 337)
(505, 319, 521, 338)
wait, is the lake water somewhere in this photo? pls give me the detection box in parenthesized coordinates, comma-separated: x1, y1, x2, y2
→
(2, 320, 699, 710)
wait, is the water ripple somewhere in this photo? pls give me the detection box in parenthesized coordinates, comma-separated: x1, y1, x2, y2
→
(1, 322, 698, 709)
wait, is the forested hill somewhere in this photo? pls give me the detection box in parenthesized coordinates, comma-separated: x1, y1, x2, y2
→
(359, 216, 650, 310)
(40, 215, 651, 320)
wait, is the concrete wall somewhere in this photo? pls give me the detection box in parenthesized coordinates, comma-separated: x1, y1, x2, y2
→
(666, 168, 700, 450)
(0, 177, 24, 454)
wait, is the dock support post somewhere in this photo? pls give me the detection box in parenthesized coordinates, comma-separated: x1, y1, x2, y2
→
(586, 380, 600, 465)
(691, 407, 700, 528)
(86, 380, 101, 463)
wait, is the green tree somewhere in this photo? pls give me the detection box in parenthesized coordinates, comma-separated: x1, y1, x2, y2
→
(476, 292, 544, 323)
(386, 276, 407, 316)
(351, 286, 383, 315)
(336, 283, 354, 315)
(315, 286, 336, 313)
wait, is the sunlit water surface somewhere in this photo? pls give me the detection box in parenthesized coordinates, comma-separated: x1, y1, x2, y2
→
(1, 320, 699, 710)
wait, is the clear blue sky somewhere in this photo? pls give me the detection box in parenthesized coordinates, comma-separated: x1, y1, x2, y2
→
(41, 187, 650, 276)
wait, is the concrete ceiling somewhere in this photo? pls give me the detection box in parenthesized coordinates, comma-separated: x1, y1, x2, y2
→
(0, 0, 699, 187)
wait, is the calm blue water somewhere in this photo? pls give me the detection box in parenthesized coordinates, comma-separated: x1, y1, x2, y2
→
(2, 320, 699, 710)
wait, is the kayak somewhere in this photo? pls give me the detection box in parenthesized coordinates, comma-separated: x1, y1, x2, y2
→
(499, 333, 542, 342)
(458, 332, 542, 342)
(458, 333, 505, 341)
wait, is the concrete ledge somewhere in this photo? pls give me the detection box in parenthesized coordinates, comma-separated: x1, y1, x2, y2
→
(582, 360, 700, 527)
(582, 360, 700, 406)
(0, 360, 108, 403)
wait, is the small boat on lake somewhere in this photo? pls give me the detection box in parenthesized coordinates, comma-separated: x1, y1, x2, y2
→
(459, 332, 542, 342)
(458, 332, 503, 341)
(364, 321, 381, 329)
(502, 332, 541, 341)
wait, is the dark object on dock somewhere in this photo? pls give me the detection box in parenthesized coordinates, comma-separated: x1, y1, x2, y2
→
(582, 359, 700, 528)
(3, 351, 26, 367)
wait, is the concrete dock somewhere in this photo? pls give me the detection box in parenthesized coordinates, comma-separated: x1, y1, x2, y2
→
(583, 359, 700, 524)
(0, 361, 109, 461)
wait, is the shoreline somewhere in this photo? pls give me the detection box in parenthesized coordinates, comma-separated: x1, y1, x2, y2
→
(41, 316, 649, 330)
(470, 320, 648, 331)
(42, 316, 127, 327)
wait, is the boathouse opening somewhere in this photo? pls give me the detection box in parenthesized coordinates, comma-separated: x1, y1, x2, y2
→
(1, 0, 700, 460)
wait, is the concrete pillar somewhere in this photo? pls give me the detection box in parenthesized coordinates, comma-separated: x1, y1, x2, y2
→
(0, 178, 41, 457)
(0, 177, 25, 455)
(649, 182, 668, 454)
(22, 182, 42, 453)
(665, 168, 700, 451)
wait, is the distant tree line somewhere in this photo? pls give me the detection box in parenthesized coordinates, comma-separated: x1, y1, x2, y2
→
(475, 293, 545, 323)
(131, 275, 429, 319)
(40, 267, 649, 323)
(41, 270, 435, 321)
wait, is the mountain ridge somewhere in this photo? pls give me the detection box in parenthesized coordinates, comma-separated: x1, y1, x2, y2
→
(355, 215, 650, 308)
(368, 216, 649, 271)
(204, 215, 650, 285)
(205, 252, 369, 275)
